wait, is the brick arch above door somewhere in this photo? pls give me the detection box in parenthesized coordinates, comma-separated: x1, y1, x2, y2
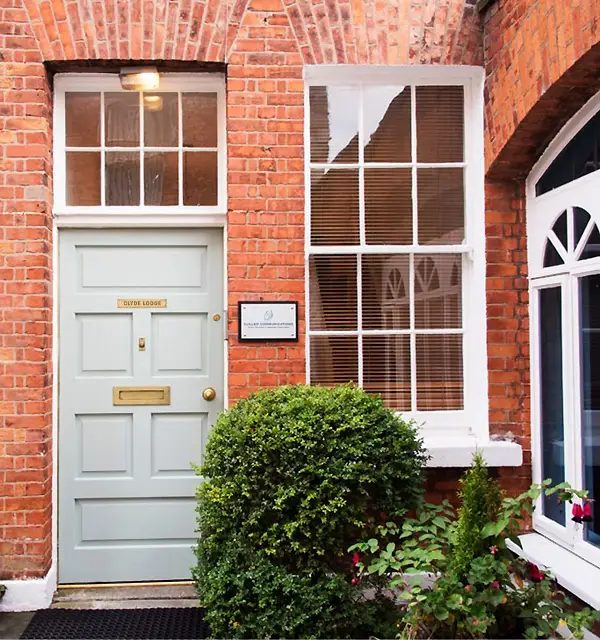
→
(19, 0, 482, 67)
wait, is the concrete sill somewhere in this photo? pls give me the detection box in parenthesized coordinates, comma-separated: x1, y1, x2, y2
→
(424, 437, 523, 467)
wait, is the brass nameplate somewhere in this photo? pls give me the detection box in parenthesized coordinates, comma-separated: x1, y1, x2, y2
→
(113, 386, 171, 406)
(117, 299, 167, 309)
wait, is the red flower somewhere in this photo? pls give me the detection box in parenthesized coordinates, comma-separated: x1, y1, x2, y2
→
(572, 503, 584, 523)
(583, 502, 593, 523)
(351, 577, 359, 586)
(527, 562, 544, 583)
(489, 545, 498, 556)
(352, 552, 360, 566)
(490, 580, 500, 589)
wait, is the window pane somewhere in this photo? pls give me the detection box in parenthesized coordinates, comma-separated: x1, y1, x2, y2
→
(183, 151, 218, 206)
(144, 152, 178, 206)
(309, 255, 357, 331)
(579, 275, 600, 547)
(552, 210, 568, 250)
(310, 169, 359, 245)
(144, 93, 178, 147)
(105, 152, 140, 206)
(66, 152, 101, 205)
(580, 225, 600, 261)
(65, 92, 100, 147)
(543, 240, 564, 267)
(309, 86, 359, 164)
(416, 335, 463, 410)
(416, 86, 464, 163)
(364, 335, 411, 411)
(105, 93, 140, 147)
(363, 86, 411, 163)
(539, 286, 566, 525)
(415, 255, 462, 329)
(536, 109, 600, 196)
(417, 168, 464, 244)
(365, 168, 412, 245)
(182, 93, 218, 148)
(362, 255, 409, 330)
(310, 336, 358, 385)
(574, 206, 591, 248)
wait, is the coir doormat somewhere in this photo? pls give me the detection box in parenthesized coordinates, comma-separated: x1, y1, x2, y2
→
(20, 607, 210, 639)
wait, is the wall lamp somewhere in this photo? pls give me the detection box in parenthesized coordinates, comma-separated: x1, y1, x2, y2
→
(119, 66, 160, 91)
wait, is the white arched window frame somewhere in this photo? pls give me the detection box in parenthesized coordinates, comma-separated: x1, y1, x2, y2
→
(527, 90, 600, 572)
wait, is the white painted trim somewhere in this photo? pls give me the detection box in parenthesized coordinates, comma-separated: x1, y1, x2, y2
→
(53, 73, 227, 214)
(303, 66, 489, 441)
(508, 533, 600, 610)
(0, 565, 56, 612)
(53, 212, 227, 228)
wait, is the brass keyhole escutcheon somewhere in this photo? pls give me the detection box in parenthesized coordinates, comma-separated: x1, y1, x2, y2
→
(213, 313, 221, 322)
(138, 337, 146, 351)
(203, 387, 216, 401)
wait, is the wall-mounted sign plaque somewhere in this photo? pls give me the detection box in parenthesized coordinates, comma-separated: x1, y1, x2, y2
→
(238, 301, 298, 342)
(117, 299, 167, 308)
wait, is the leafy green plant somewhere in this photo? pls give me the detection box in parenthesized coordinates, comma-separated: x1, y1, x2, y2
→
(0, 584, 5, 601)
(194, 383, 427, 638)
(350, 454, 599, 639)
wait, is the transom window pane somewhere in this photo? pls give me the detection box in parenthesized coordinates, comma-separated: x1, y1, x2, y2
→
(64, 89, 219, 207)
(307, 81, 466, 412)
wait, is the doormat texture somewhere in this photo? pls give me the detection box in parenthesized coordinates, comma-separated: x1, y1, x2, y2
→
(20, 607, 210, 639)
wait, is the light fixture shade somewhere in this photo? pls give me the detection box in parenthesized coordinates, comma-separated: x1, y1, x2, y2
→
(119, 67, 160, 91)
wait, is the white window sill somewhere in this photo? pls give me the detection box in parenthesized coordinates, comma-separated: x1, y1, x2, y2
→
(507, 533, 600, 610)
(423, 436, 523, 467)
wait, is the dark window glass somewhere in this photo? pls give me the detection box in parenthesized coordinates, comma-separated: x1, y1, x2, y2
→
(553, 211, 568, 249)
(580, 225, 600, 261)
(574, 207, 591, 248)
(536, 111, 600, 195)
(539, 286, 566, 525)
(579, 275, 600, 548)
(543, 241, 564, 267)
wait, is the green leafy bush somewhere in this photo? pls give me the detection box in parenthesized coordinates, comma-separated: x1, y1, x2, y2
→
(193, 383, 427, 638)
(350, 454, 599, 639)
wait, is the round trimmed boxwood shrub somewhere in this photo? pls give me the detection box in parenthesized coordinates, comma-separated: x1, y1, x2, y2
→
(193, 384, 427, 638)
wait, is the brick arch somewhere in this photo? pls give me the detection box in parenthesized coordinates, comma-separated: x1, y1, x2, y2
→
(21, 0, 482, 66)
(483, 1, 600, 179)
(282, 0, 482, 66)
(21, 0, 250, 62)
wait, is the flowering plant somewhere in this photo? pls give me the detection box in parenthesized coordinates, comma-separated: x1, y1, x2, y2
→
(349, 454, 599, 639)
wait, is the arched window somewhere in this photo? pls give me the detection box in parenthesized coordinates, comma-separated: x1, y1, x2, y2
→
(536, 109, 600, 196)
(528, 92, 600, 569)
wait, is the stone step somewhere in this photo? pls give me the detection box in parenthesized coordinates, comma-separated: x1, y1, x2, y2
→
(51, 584, 198, 610)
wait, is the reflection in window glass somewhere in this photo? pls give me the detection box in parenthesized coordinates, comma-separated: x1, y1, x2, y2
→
(144, 152, 178, 206)
(182, 93, 218, 148)
(65, 93, 100, 147)
(105, 152, 140, 206)
(309, 86, 359, 164)
(416, 86, 464, 163)
(579, 275, 600, 547)
(183, 151, 218, 206)
(66, 152, 101, 205)
(363, 86, 410, 163)
(105, 93, 140, 147)
(144, 93, 178, 147)
(539, 286, 566, 525)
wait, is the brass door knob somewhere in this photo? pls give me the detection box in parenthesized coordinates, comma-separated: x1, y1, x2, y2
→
(202, 387, 216, 401)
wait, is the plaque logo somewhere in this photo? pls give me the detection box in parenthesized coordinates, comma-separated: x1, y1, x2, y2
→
(264, 309, 274, 321)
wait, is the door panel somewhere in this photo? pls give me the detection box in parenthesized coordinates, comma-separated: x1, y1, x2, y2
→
(59, 228, 224, 583)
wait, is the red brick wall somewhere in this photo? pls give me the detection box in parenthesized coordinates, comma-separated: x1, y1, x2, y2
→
(483, 0, 600, 179)
(0, 0, 509, 582)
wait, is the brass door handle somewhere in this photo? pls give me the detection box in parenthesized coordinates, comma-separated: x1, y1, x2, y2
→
(202, 387, 216, 401)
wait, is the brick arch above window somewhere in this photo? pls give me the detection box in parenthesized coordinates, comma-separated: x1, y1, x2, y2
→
(20, 0, 482, 67)
(483, 1, 600, 178)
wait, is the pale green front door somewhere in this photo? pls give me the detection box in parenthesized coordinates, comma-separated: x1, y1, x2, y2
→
(58, 228, 224, 583)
